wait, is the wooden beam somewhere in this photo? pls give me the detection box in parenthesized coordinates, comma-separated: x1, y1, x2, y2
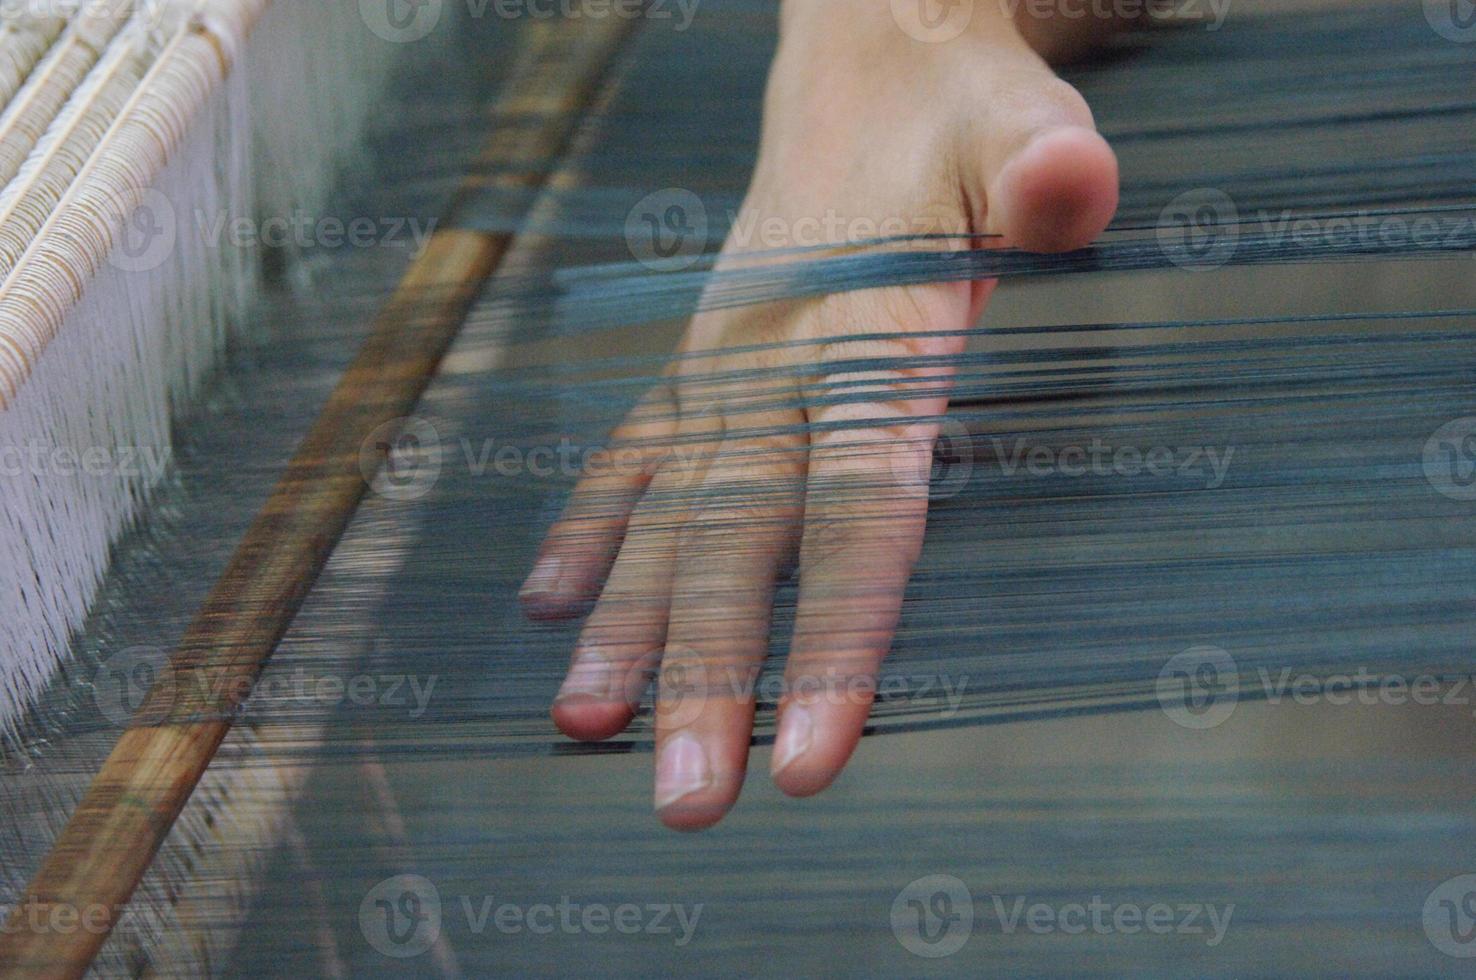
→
(0, 12, 636, 978)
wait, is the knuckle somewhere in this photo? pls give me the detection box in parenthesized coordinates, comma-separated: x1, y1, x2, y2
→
(988, 71, 1092, 131)
(803, 507, 923, 575)
(707, 432, 807, 480)
(676, 505, 751, 553)
(1032, 76, 1093, 124)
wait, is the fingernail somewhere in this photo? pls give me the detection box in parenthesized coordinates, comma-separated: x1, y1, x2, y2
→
(655, 732, 711, 810)
(520, 557, 564, 598)
(771, 704, 813, 777)
(556, 651, 613, 702)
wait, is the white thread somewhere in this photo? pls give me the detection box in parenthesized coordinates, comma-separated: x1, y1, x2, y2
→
(0, 0, 424, 735)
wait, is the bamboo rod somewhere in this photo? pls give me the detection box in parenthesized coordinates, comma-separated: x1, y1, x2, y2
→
(0, 12, 637, 978)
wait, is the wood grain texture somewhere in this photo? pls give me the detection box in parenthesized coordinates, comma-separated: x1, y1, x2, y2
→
(0, 12, 637, 979)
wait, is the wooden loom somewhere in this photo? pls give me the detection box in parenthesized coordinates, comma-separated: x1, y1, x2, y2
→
(0, 0, 1474, 975)
(0, 3, 644, 976)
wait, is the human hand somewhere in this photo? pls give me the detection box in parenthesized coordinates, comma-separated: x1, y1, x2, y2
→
(522, 0, 1120, 830)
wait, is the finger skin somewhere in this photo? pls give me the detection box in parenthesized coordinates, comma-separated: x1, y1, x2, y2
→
(654, 443, 803, 831)
(935, 19, 1118, 252)
(988, 124, 1119, 253)
(771, 311, 964, 798)
(549, 467, 687, 742)
(520, 385, 678, 621)
(771, 425, 936, 798)
(763, 41, 1117, 800)
(529, 0, 1123, 827)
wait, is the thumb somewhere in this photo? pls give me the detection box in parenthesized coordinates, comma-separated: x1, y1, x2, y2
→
(960, 41, 1120, 252)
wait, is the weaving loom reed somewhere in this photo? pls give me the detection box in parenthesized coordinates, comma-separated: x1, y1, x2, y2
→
(1, 0, 1475, 975)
